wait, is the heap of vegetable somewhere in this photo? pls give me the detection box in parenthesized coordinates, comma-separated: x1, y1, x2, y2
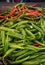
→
(0, 3, 45, 65)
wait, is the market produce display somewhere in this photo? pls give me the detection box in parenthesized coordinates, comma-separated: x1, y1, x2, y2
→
(0, 3, 45, 65)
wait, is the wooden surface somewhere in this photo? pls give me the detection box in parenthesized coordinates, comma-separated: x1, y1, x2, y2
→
(0, 2, 45, 12)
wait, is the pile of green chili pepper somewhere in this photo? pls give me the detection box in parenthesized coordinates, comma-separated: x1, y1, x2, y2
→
(0, 3, 45, 65)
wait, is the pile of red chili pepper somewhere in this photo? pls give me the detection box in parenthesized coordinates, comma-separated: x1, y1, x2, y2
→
(0, 3, 45, 65)
(0, 3, 44, 19)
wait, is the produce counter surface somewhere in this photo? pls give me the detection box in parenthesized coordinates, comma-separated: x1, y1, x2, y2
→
(0, 2, 45, 12)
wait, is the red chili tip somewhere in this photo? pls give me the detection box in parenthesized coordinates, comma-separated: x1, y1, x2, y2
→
(4, 20, 8, 23)
(32, 44, 39, 47)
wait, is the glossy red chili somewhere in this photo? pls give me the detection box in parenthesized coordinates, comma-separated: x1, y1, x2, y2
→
(25, 9, 42, 16)
(32, 43, 39, 47)
(26, 10, 42, 17)
(8, 7, 18, 17)
(20, 5, 25, 10)
(0, 16, 6, 18)
(25, 9, 34, 13)
(26, 13, 37, 17)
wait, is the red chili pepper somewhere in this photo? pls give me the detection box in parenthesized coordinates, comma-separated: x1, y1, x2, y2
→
(11, 7, 15, 11)
(32, 44, 39, 47)
(0, 16, 6, 18)
(34, 10, 42, 16)
(25, 9, 34, 13)
(25, 9, 42, 16)
(8, 7, 18, 17)
(20, 5, 25, 10)
(37, 13, 42, 16)
(25, 13, 37, 17)
(26, 9, 38, 13)
(16, 13, 22, 18)
(26, 10, 42, 17)
(43, 10, 45, 12)
(4, 20, 8, 23)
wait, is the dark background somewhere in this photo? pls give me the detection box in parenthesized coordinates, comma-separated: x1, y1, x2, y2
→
(0, 2, 45, 13)
(0, 0, 45, 2)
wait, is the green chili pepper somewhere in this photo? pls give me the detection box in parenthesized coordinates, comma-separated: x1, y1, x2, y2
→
(15, 3, 25, 7)
(10, 56, 29, 64)
(1, 31, 5, 46)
